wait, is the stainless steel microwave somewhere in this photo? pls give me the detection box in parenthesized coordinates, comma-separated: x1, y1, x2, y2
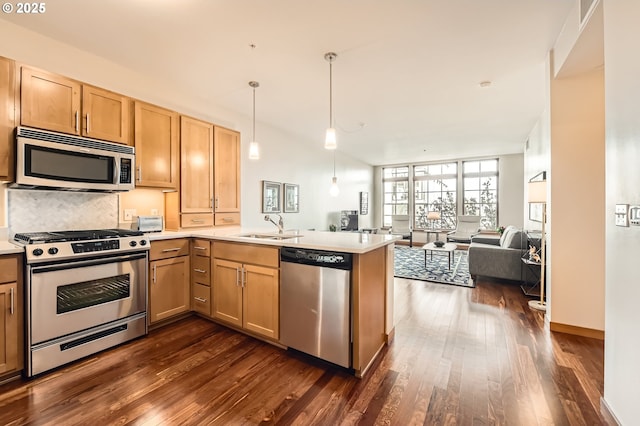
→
(14, 127, 135, 192)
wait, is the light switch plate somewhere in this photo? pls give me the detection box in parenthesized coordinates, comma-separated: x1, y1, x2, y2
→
(124, 209, 136, 221)
(615, 204, 629, 227)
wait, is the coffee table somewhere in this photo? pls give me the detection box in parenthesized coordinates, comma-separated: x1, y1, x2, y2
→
(422, 242, 457, 269)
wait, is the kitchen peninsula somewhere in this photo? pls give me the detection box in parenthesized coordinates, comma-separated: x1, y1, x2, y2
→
(148, 228, 399, 378)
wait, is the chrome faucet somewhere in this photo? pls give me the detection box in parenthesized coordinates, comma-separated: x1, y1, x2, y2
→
(264, 214, 284, 234)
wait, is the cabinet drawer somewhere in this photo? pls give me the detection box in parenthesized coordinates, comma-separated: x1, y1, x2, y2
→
(192, 283, 211, 316)
(181, 213, 214, 228)
(149, 239, 190, 261)
(0, 255, 18, 284)
(214, 242, 279, 268)
(214, 213, 240, 226)
(191, 239, 211, 257)
(191, 255, 210, 285)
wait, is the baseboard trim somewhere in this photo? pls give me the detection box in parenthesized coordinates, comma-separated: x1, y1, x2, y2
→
(386, 327, 395, 344)
(549, 321, 604, 340)
(600, 397, 621, 425)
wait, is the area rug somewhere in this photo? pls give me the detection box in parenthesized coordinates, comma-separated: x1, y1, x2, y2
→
(394, 246, 474, 288)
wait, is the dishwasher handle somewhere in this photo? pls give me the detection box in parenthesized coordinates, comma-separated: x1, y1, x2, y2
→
(280, 247, 352, 270)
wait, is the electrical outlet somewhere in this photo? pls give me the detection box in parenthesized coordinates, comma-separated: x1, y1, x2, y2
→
(124, 209, 136, 221)
(150, 208, 159, 216)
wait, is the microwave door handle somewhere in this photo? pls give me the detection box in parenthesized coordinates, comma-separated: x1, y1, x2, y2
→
(114, 158, 121, 185)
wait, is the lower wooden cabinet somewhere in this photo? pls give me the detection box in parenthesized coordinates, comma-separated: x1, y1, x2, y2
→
(191, 239, 212, 316)
(149, 239, 190, 324)
(212, 242, 279, 340)
(0, 254, 23, 376)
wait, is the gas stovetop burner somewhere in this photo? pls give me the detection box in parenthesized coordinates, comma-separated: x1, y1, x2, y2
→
(14, 228, 144, 244)
(13, 228, 150, 264)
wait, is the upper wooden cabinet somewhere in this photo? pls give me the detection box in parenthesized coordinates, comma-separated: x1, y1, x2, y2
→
(0, 56, 15, 181)
(81, 85, 130, 144)
(214, 126, 240, 214)
(134, 101, 179, 189)
(180, 115, 214, 218)
(20, 66, 131, 145)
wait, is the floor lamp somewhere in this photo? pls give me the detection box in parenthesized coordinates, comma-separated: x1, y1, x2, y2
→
(528, 179, 547, 311)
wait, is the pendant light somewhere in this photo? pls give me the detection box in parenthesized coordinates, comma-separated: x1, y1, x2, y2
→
(248, 81, 260, 160)
(329, 151, 339, 196)
(324, 52, 337, 150)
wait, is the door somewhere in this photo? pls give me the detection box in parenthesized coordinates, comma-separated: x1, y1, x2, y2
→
(181, 116, 213, 213)
(243, 264, 279, 339)
(212, 258, 242, 327)
(149, 255, 190, 323)
(134, 101, 179, 189)
(0, 282, 18, 374)
(82, 85, 131, 144)
(21, 67, 81, 135)
(214, 126, 240, 213)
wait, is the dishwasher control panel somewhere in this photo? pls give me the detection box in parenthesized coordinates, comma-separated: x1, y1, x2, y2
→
(281, 247, 352, 270)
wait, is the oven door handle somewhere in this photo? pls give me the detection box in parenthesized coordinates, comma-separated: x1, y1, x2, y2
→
(31, 253, 148, 274)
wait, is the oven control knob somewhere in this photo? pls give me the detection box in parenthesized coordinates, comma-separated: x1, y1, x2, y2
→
(129, 241, 137, 247)
(48, 247, 59, 255)
(140, 240, 147, 246)
(32, 248, 44, 256)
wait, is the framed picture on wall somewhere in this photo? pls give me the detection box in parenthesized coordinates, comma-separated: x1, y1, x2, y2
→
(283, 183, 299, 213)
(262, 180, 281, 213)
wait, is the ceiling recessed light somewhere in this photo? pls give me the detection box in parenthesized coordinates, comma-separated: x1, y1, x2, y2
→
(479, 81, 492, 88)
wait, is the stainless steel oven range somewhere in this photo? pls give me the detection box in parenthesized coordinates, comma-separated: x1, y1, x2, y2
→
(13, 229, 150, 377)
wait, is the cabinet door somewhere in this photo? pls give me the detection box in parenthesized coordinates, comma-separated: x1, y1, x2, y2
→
(181, 116, 213, 213)
(0, 56, 15, 181)
(134, 101, 179, 188)
(243, 264, 280, 339)
(82, 85, 131, 144)
(212, 258, 242, 327)
(21, 67, 81, 135)
(0, 282, 18, 374)
(149, 256, 190, 324)
(213, 126, 240, 213)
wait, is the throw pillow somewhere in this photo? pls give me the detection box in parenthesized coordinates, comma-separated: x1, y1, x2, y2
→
(499, 225, 513, 247)
(502, 228, 527, 249)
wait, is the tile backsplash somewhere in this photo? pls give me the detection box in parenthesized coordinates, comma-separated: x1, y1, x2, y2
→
(8, 189, 118, 234)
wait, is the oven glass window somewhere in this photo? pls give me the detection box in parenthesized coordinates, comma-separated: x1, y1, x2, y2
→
(57, 274, 131, 314)
(26, 145, 114, 183)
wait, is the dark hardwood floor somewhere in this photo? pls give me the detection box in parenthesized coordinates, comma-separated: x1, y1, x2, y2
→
(0, 277, 607, 425)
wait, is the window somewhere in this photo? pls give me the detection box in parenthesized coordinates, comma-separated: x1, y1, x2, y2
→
(382, 166, 409, 226)
(463, 159, 498, 229)
(414, 163, 457, 230)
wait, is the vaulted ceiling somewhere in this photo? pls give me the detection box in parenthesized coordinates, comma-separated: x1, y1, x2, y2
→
(1, 0, 575, 165)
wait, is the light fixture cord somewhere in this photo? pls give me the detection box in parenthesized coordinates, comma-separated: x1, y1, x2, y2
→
(333, 150, 336, 176)
(329, 60, 333, 128)
(252, 86, 256, 141)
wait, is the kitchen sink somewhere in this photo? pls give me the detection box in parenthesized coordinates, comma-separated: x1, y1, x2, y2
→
(236, 233, 302, 240)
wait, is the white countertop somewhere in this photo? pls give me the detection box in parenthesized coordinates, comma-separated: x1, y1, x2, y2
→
(147, 227, 400, 254)
(0, 240, 24, 255)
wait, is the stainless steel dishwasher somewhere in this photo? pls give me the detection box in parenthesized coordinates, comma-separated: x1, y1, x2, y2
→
(280, 247, 352, 368)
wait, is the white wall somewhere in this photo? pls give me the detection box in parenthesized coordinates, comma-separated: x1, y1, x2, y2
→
(603, 0, 640, 423)
(525, 2, 606, 335)
(0, 21, 373, 233)
(498, 154, 525, 229)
